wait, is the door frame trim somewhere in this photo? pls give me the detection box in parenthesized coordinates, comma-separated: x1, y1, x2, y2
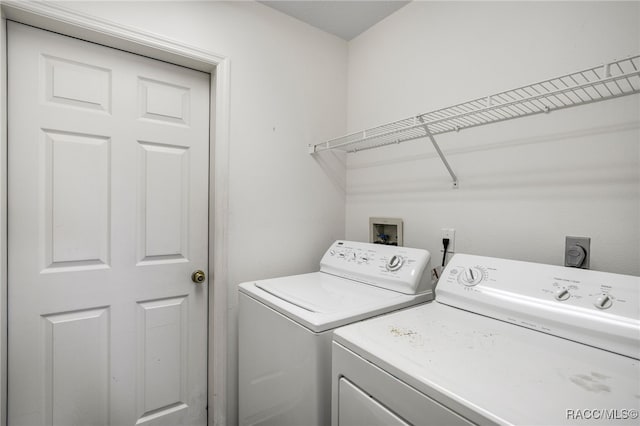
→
(0, 2, 231, 425)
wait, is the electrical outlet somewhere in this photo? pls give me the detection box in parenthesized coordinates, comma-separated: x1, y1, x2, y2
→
(441, 228, 456, 253)
(565, 236, 590, 269)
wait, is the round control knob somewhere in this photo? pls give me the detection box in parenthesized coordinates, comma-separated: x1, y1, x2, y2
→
(386, 255, 403, 271)
(555, 288, 570, 301)
(594, 294, 613, 310)
(457, 267, 484, 286)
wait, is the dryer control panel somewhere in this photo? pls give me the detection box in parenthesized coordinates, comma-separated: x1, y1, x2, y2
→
(437, 254, 640, 359)
(320, 241, 433, 295)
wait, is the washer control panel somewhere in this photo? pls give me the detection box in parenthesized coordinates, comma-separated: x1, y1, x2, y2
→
(320, 240, 433, 295)
(437, 254, 640, 359)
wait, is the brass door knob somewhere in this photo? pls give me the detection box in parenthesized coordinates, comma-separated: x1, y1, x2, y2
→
(192, 270, 206, 284)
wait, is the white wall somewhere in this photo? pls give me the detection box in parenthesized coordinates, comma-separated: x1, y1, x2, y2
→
(50, 1, 348, 424)
(0, 10, 7, 425)
(346, 1, 640, 275)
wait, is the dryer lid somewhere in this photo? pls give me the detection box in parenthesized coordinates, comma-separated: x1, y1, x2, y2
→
(333, 302, 640, 426)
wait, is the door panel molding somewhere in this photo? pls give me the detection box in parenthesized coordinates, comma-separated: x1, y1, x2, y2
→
(0, 2, 231, 425)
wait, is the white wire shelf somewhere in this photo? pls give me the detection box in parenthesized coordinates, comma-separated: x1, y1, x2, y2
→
(309, 55, 640, 187)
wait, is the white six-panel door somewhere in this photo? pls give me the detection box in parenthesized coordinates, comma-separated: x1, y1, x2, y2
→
(8, 22, 209, 425)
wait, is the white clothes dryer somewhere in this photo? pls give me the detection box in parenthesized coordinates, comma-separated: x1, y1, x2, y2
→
(332, 254, 640, 426)
(238, 240, 434, 426)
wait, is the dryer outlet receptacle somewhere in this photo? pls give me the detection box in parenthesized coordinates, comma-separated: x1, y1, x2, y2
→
(565, 236, 590, 269)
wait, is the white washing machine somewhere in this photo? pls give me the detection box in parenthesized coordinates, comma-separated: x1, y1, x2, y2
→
(238, 240, 434, 426)
(332, 254, 640, 425)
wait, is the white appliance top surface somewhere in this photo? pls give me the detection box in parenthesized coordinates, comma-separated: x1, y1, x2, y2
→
(239, 272, 430, 333)
(238, 240, 434, 332)
(333, 302, 640, 425)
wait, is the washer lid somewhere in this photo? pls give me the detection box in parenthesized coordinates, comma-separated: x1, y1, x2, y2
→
(333, 303, 640, 426)
(239, 272, 430, 333)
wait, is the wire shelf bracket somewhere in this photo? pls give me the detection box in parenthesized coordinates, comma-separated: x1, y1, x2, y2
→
(309, 55, 640, 189)
(418, 116, 458, 188)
